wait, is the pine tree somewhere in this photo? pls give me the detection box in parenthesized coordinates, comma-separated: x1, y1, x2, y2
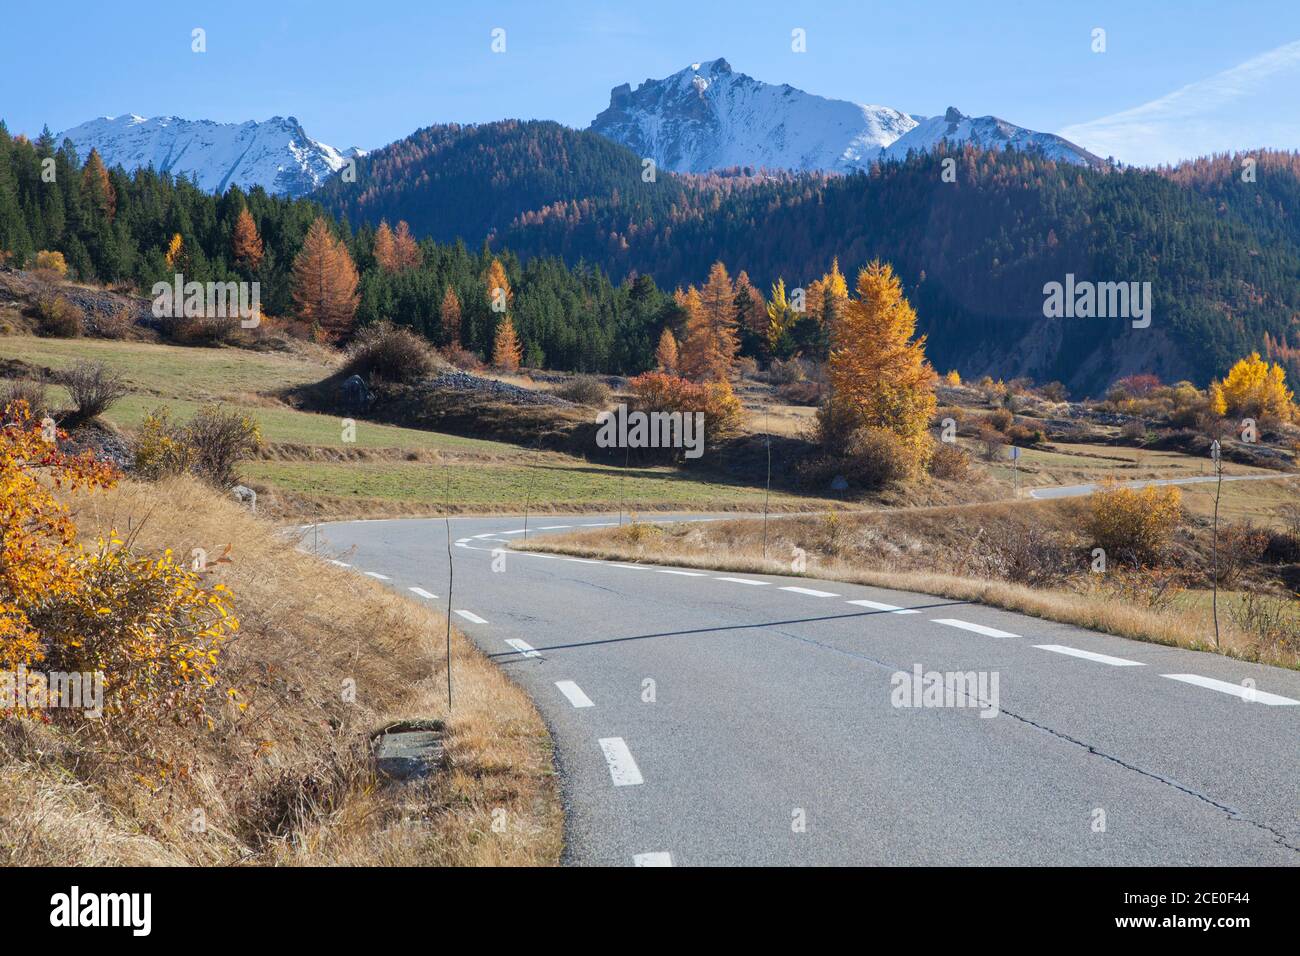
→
(655, 327, 679, 373)
(440, 285, 462, 348)
(822, 261, 936, 472)
(292, 218, 359, 341)
(79, 148, 116, 223)
(373, 220, 397, 273)
(231, 207, 263, 271)
(492, 315, 523, 370)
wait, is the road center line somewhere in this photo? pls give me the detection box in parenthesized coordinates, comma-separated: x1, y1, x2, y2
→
(633, 852, 673, 867)
(598, 737, 644, 786)
(505, 638, 541, 658)
(1034, 644, 1144, 666)
(555, 680, 594, 707)
(408, 587, 438, 600)
(454, 609, 489, 624)
(932, 618, 1019, 638)
(1162, 673, 1299, 705)
(846, 599, 919, 614)
(780, 586, 840, 597)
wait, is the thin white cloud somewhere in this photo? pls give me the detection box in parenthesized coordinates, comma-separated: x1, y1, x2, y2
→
(1060, 39, 1300, 166)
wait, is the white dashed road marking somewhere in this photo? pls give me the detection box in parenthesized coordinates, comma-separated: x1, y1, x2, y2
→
(716, 577, 767, 586)
(364, 571, 390, 580)
(780, 586, 840, 597)
(846, 599, 919, 614)
(505, 638, 540, 658)
(555, 680, 594, 707)
(1162, 674, 1299, 705)
(633, 852, 673, 867)
(1034, 644, 1144, 666)
(650, 568, 707, 576)
(932, 618, 1019, 638)
(328, 560, 350, 568)
(537, 525, 571, 530)
(408, 587, 438, 600)
(454, 609, 489, 624)
(598, 737, 644, 786)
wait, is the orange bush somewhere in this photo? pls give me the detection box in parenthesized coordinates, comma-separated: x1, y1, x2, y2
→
(628, 371, 744, 443)
(1, 400, 237, 723)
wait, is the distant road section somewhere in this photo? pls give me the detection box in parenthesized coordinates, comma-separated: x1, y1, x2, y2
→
(1027, 473, 1294, 500)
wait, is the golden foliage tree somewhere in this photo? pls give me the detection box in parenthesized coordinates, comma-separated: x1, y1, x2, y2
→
(822, 261, 937, 473)
(679, 261, 738, 383)
(231, 207, 263, 271)
(1210, 352, 1296, 421)
(806, 257, 849, 327)
(492, 316, 523, 371)
(484, 258, 513, 313)
(164, 232, 184, 270)
(373, 220, 397, 274)
(655, 327, 679, 373)
(393, 220, 422, 272)
(440, 286, 462, 348)
(765, 278, 797, 354)
(733, 270, 767, 340)
(292, 218, 359, 341)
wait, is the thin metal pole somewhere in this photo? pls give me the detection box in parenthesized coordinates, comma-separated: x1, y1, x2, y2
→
(444, 472, 453, 710)
(1211, 446, 1222, 651)
(763, 402, 771, 559)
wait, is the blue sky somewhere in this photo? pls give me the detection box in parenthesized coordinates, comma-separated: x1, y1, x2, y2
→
(5, 0, 1300, 165)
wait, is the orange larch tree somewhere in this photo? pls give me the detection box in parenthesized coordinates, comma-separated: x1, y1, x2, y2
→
(292, 218, 359, 341)
(492, 316, 523, 371)
(393, 220, 423, 272)
(373, 220, 397, 274)
(655, 327, 679, 373)
(440, 286, 462, 349)
(679, 261, 738, 383)
(231, 207, 264, 272)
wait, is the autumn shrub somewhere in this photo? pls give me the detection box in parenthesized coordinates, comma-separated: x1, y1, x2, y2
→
(1084, 482, 1182, 565)
(1229, 592, 1299, 657)
(342, 321, 436, 384)
(962, 524, 1070, 587)
(838, 426, 913, 490)
(627, 371, 744, 447)
(131, 407, 193, 480)
(32, 250, 68, 277)
(1215, 521, 1270, 588)
(1, 400, 237, 724)
(34, 292, 81, 337)
(442, 345, 484, 371)
(60, 361, 126, 424)
(553, 375, 611, 407)
(985, 408, 1014, 433)
(0, 380, 49, 419)
(182, 405, 263, 489)
(928, 441, 971, 480)
(765, 357, 806, 385)
(777, 379, 822, 406)
(91, 305, 138, 340)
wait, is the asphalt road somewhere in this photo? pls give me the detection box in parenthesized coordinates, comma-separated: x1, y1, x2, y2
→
(316, 511, 1300, 866)
(1027, 472, 1293, 499)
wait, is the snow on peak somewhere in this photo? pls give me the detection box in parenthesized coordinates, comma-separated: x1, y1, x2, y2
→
(591, 61, 1101, 173)
(58, 114, 353, 196)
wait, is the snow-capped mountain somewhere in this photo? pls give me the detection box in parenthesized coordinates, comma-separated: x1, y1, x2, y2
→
(590, 59, 1102, 173)
(58, 114, 362, 197)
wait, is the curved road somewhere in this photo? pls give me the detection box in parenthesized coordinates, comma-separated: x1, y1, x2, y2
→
(315, 511, 1300, 866)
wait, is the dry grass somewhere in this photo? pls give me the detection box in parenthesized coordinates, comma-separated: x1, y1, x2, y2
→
(0, 475, 561, 866)
(519, 503, 1299, 670)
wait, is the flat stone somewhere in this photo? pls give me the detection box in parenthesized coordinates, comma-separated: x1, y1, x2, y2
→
(374, 729, 445, 780)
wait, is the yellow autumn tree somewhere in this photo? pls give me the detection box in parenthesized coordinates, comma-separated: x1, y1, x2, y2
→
(766, 278, 796, 354)
(1210, 352, 1296, 421)
(679, 261, 739, 383)
(484, 259, 513, 314)
(164, 232, 184, 270)
(655, 327, 679, 373)
(492, 316, 523, 371)
(822, 261, 937, 474)
(805, 257, 850, 327)
(440, 286, 462, 349)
